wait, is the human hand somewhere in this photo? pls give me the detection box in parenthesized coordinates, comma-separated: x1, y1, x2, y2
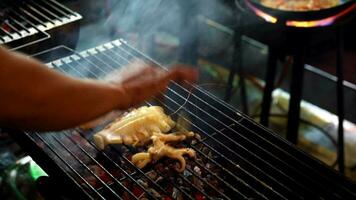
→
(108, 60, 198, 108)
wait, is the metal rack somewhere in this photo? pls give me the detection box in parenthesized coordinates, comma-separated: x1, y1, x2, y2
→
(13, 39, 356, 199)
(0, 0, 81, 52)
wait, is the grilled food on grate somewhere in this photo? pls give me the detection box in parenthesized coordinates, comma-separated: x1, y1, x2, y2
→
(93, 106, 175, 149)
(260, 0, 340, 11)
(132, 131, 196, 172)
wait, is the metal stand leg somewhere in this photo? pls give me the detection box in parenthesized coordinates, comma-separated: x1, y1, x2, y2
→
(225, 69, 236, 101)
(260, 49, 278, 126)
(286, 44, 306, 145)
(225, 40, 249, 114)
(239, 64, 249, 115)
(225, 13, 249, 114)
(336, 28, 345, 175)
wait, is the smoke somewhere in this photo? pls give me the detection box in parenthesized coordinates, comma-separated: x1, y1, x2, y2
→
(105, 0, 235, 64)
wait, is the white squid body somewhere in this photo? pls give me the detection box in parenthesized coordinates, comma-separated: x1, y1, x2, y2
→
(93, 106, 175, 150)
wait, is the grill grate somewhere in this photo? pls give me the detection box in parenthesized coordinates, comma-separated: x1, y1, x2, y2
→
(15, 39, 356, 199)
(0, 0, 81, 50)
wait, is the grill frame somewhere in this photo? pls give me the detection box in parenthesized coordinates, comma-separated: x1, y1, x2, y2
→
(11, 39, 356, 199)
(0, 0, 82, 53)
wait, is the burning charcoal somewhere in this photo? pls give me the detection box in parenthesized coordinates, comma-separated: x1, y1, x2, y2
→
(172, 188, 184, 200)
(155, 176, 164, 184)
(202, 147, 209, 155)
(146, 170, 158, 180)
(196, 158, 204, 166)
(193, 166, 201, 176)
(132, 185, 144, 198)
(137, 179, 148, 188)
(176, 177, 183, 185)
(122, 191, 131, 200)
(207, 151, 213, 158)
(154, 163, 165, 172)
(192, 176, 203, 191)
(183, 169, 192, 177)
(194, 192, 205, 200)
(147, 188, 162, 199)
(206, 163, 213, 170)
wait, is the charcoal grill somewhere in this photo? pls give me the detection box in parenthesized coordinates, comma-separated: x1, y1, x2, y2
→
(12, 39, 356, 199)
(228, 0, 356, 174)
(0, 0, 81, 53)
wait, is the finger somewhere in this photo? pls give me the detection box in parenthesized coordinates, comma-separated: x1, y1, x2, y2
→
(121, 65, 155, 84)
(166, 67, 199, 83)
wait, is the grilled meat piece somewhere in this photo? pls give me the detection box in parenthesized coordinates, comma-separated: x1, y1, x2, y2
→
(131, 132, 196, 172)
(93, 106, 175, 149)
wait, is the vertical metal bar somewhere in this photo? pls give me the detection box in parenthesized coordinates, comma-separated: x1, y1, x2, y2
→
(225, 13, 249, 116)
(336, 27, 345, 175)
(286, 30, 306, 145)
(238, 55, 249, 115)
(225, 68, 237, 102)
(260, 48, 278, 126)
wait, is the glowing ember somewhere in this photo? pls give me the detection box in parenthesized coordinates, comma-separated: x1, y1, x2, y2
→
(245, 0, 278, 23)
(246, 0, 356, 28)
(286, 3, 356, 27)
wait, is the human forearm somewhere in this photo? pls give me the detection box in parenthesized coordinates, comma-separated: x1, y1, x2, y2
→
(0, 47, 198, 131)
(0, 48, 123, 131)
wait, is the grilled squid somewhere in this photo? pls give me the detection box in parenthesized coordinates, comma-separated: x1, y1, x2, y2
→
(93, 106, 175, 150)
(131, 132, 196, 172)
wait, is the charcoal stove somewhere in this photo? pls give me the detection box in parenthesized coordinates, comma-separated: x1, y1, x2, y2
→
(10, 39, 356, 199)
(0, 0, 81, 54)
(226, 0, 356, 174)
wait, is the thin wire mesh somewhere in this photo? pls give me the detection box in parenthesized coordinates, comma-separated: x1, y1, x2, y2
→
(24, 39, 356, 199)
(54, 57, 184, 199)
(48, 42, 292, 200)
(0, 0, 81, 50)
(117, 39, 356, 197)
(53, 50, 231, 200)
(46, 41, 322, 199)
(105, 40, 356, 198)
(41, 46, 252, 199)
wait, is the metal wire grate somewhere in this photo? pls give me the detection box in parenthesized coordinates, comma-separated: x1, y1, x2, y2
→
(15, 39, 356, 199)
(0, 0, 81, 50)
